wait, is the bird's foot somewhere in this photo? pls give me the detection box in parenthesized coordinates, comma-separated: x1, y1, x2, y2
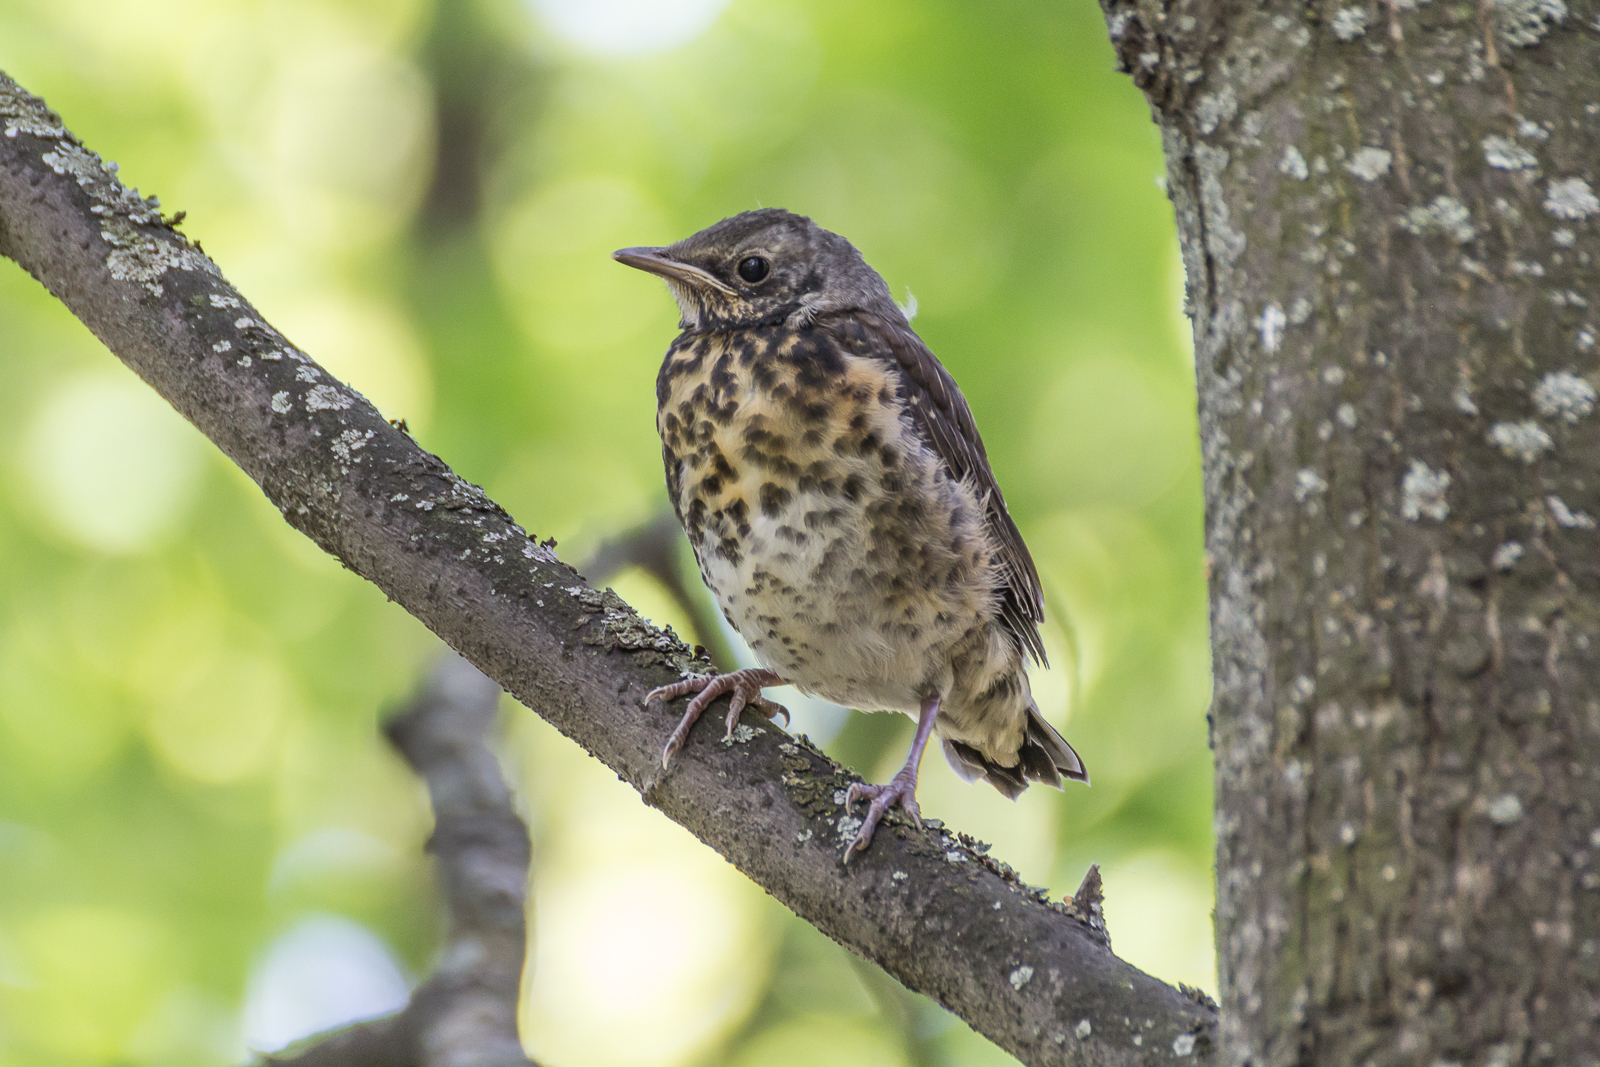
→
(843, 770, 923, 859)
(646, 668, 787, 767)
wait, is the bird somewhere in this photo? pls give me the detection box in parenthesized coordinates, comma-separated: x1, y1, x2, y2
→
(613, 208, 1087, 856)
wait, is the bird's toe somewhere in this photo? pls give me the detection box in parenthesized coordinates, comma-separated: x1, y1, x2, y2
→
(844, 773, 922, 857)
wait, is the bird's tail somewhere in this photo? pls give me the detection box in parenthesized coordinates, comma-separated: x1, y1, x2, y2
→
(941, 704, 1089, 799)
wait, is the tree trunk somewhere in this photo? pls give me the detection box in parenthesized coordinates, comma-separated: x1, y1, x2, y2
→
(1098, 0, 1600, 1062)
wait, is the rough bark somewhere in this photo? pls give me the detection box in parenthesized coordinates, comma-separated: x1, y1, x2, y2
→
(0, 71, 1215, 1066)
(1097, 0, 1600, 1063)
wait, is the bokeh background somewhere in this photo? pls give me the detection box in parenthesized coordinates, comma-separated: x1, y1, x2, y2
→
(0, 0, 1212, 1063)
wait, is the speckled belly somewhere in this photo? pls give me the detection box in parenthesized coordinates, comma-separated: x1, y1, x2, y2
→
(657, 326, 1000, 713)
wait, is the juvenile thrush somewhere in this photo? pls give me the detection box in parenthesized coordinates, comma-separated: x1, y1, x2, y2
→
(614, 208, 1087, 855)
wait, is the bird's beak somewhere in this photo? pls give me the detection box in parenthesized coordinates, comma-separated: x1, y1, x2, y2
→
(612, 246, 737, 296)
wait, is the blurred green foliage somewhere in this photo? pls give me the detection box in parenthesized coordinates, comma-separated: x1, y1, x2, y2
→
(0, 0, 1211, 1063)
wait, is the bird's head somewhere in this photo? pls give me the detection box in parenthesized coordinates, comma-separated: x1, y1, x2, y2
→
(614, 208, 901, 332)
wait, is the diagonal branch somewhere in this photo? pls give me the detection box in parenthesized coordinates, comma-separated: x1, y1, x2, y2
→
(0, 71, 1214, 1067)
(268, 657, 536, 1067)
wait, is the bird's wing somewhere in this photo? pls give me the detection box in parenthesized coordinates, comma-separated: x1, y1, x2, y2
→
(845, 311, 1048, 666)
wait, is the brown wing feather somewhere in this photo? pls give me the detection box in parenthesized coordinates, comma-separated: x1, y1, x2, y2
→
(840, 311, 1048, 666)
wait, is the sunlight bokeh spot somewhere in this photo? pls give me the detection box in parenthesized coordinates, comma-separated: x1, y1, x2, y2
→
(727, 1014, 911, 1067)
(0, 621, 135, 785)
(3, 907, 174, 1060)
(523, 855, 770, 1066)
(520, 738, 772, 1067)
(242, 915, 411, 1053)
(1030, 351, 1196, 508)
(20, 373, 204, 554)
(266, 41, 434, 246)
(144, 649, 293, 784)
(1031, 507, 1175, 699)
(529, 0, 732, 55)
(491, 174, 671, 354)
(1101, 851, 1217, 995)
(267, 828, 402, 895)
(125, 985, 244, 1066)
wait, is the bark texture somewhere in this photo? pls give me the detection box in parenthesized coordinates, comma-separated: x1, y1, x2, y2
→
(0, 71, 1215, 1067)
(1097, 0, 1600, 1063)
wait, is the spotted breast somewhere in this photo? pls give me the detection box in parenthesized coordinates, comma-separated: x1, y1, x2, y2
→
(657, 317, 1003, 722)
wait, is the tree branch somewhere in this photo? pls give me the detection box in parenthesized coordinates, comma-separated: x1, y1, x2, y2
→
(269, 657, 535, 1067)
(0, 71, 1214, 1067)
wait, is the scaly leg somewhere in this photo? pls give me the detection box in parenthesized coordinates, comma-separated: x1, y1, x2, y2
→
(844, 693, 942, 858)
(646, 668, 788, 767)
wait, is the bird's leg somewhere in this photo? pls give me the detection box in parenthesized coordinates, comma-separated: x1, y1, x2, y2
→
(646, 668, 788, 767)
(844, 693, 942, 858)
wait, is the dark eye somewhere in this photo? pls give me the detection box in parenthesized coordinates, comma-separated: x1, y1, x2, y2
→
(737, 256, 770, 283)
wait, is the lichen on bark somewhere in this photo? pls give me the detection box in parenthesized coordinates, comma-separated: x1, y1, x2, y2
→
(1102, 0, 1600, 1062)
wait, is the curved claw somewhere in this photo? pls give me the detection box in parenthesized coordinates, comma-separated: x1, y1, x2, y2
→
(723, 694, 790, 740)
(646, 668, 785, 767)
(843, 772, 923, 860)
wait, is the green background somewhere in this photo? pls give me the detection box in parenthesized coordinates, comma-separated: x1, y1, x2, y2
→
(0, 0, 1212, 1063)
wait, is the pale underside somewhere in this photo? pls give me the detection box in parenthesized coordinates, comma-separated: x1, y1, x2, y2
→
(659, 333, 1033, 761)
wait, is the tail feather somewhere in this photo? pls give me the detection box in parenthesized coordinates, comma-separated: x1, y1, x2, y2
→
(1025, 705, 1089, 785)
(940, 706, 1089, 800)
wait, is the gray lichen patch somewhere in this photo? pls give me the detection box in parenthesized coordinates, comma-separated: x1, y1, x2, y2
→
(1546, 495, 1596, 529)
(1486, 793, 1525, 824)
(1330, 7, 1369, 39)
(1, 79, 65, 140)
(1281, 146, 1310, 181)
(304, 384, 353, 412)
(1488, 420, 1553, 463)
(1257, 304, 1286, 352)
(102, 217, 212, 290)
(1482, 135, 1538, 171)
(1401, 460, 1451, 521)
(572, 585, 696, 665)
(331, 428, 374, 465)
(1294, 469, 1328, 510)
(1195, 87, 1237, 136)
(1345, 147, 1392, 181)
(1531, 371, 1596, 422)
(1493, 0, 1566, 47)
(1492, 541, 1524, 570)
(1195, 143, 1247, 268)
(26, 112, 215, 296)
(1544, 178, 1599, 220)
(1401, 197, 1475, 242)
(723, 724, 760, 745)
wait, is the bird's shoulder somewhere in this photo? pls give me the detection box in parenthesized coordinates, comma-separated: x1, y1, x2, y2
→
(817, 310, 1048, 666)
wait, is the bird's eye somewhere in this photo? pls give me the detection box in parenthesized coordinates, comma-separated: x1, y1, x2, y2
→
(737, 256, 770, 283)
